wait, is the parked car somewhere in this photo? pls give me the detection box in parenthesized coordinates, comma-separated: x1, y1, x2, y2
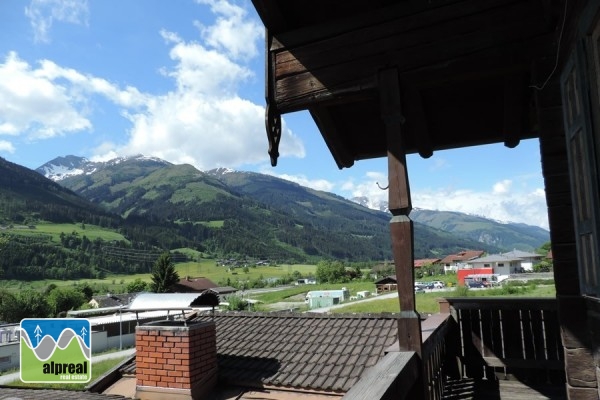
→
(415, 281, 433, 290)
(431, 281, 445, 289)
(467, 281, 485, 288)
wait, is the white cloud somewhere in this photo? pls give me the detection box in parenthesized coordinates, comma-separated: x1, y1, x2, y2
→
(0, 52, 91, 139)
(339, 172, 549, 229)
(493, 179, 512, 194)
(92, 1, 303, 169)
(262, 171, 335, 193)
(0, 140, 16, 153)
(194, 0, 263, 60)
(4, 0, 305, 172)
(0, 52, 150, 141)
(25, 0, 89, 43)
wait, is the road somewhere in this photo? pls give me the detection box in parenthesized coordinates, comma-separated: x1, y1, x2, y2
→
(308, 292, 400, 313)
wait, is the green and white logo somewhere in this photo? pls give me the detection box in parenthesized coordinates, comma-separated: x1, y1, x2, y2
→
(20, 318, 91, 383)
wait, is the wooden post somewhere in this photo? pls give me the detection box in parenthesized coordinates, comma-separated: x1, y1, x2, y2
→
(379, 68, 423, 356)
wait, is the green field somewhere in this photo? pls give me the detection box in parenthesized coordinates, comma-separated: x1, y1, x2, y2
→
(331, 284, 557, 314)
(4, 223, 127, 243)
(0, 258, 319, 295)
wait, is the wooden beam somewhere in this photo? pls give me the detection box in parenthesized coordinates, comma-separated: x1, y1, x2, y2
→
(503, 73, 528, 148)
(309, 106, 356, 169)
(379, 68, 422, 357)
(402, 83, 433, 159)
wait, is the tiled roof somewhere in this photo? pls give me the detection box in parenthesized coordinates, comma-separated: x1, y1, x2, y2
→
(501, 250, 543, 259)
(172, 276, 218, 292)
(414, 258, 441, 268)
(441, 250, 485, 264)
(375, 275, 396, 284)
(0, 387, 130, 399)
(90, 293, 136, 308)
(124, 311, 399, 393)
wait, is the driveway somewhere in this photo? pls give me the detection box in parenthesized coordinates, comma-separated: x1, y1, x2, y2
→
(307, 292, 399, 313)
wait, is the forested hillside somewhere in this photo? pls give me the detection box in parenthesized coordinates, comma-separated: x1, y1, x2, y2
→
(0, 154, 547, 282)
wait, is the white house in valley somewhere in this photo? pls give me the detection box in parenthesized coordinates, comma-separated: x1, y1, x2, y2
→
(467, 250, 545, 274)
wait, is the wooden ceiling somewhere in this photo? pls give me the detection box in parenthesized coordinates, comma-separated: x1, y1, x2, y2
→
(251, 0, 565, 168)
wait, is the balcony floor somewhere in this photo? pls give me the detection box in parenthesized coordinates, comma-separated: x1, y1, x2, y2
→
(442, 378, 567, 399)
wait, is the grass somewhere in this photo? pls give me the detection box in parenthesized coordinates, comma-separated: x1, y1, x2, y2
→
(3, 356, 128, 390)
(4, 223, 127, 243)
(248, 281, 377, 303)
(0, 259, 318, 295)
(330, 284, 557, 314)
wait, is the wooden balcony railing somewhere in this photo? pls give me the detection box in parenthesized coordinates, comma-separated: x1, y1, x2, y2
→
(442, 297, 564, 384)
(345, 297, 564, 400)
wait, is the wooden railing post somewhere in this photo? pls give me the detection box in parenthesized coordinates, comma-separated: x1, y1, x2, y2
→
(379, 68, 423, 358)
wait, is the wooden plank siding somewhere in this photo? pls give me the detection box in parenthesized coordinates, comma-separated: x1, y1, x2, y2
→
(269, 1, 555, 113)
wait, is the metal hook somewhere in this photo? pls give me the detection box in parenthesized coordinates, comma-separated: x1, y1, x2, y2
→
(376, 181, 389, 190)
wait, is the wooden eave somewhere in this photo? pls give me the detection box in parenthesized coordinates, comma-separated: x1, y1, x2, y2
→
(253, 0, 564, 168)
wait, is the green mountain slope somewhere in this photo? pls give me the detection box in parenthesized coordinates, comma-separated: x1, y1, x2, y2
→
(0, 157, 116, 227)
(58, 160, 506, 261)
(410, 209, 549, 252)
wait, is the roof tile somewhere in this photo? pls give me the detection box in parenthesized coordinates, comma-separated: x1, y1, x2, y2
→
(126, 312, 400, 393)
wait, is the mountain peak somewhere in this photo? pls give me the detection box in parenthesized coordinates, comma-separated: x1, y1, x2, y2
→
(207, 167, 236, 176)
(36, 154, 170, 181)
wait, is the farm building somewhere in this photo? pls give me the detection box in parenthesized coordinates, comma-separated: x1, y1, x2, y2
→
(305, 288, 350, 309)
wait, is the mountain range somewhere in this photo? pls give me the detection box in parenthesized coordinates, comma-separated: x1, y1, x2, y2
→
(0, 154, 549, 276)
(36, 155, 548, 253)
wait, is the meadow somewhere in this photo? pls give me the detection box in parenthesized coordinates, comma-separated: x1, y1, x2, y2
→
(0, 257, 319, 294)
(3, 223, 127, 243)
(330, 284, 557, 314)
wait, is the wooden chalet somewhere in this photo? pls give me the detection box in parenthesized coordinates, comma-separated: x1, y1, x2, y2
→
(251, 0, 600, 398)
(375, 275, 398, 293)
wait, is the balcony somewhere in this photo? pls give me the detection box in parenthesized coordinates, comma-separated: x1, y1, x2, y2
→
(343, 297, 566, 400)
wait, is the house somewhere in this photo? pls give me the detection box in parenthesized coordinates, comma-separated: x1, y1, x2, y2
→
(457, 254, 524, 285)
(250, 0, 600, 396)
(501, 249, 544, 271)
(440, 250, 485, 273)
(170, 276, 237, 298)
(374, 275, 397, 294)
(414, 258, 442, 269)
(467, 254, 524, 275)
(89, 293, 136, 309)
(86, 311, 400, 399)
(456, 250, 546, 284)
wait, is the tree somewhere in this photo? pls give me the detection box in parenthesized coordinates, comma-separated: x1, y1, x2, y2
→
(150, 252, 180, 293)
(315, 260, 349, 283)
(225, 295, 249, 311)
(48, 287, 86, 316)
(126, 278, 148, 293)
(0, 290, 51, 322)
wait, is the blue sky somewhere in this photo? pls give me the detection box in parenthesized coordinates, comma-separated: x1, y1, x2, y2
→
(0, 0, 549, 230)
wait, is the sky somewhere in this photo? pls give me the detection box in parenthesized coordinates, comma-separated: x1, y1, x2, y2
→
(0, 0, 549, 230)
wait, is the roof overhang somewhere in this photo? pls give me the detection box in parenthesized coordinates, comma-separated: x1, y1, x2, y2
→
(252, 0, 564, 168)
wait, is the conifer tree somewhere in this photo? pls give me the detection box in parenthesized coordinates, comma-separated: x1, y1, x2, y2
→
(150, 252, 180, 293)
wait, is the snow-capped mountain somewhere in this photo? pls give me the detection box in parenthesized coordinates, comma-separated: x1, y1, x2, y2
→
(36, 155, 170, 181)
(351, 196, 389, 213)
(207, 167, 236, 177)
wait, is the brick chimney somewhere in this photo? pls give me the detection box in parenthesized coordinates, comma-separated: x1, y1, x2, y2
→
(135, 320, 217, 400)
